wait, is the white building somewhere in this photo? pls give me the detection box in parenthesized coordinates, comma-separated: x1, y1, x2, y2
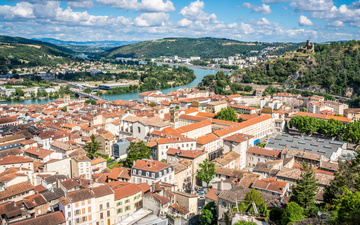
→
(131, 159, 174, 185)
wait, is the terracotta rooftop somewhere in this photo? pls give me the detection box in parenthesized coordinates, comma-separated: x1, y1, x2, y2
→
(67, 188, 94, 202)
(133, 159, 171, 172)
(196, 133, 219, 145)
(92, 185, 114, 198)
(10, 211, 65, 225)
(170, 203, 189, 215)
(157, 136, 195, 144)
(212, 151, 240, 166)
(0, 181, 35, 201)
(113, 183, 143, 200)
(247, 147, 282, 158)
(175, 119, 211, 133)
(167, 148, 205, 159)
(108, 167, 131, 180)
(0, 155, 33, 165)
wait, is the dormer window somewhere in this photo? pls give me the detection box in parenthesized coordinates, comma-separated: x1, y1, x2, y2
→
(152, 173, 155, 178)
(159, 172, 162, 177)
(138, 170, 142, 175)
(133, 169, 136, 174)
(146, 172, 149, 177)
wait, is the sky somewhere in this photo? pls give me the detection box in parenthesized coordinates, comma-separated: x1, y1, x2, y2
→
(0, 0, 359, 42)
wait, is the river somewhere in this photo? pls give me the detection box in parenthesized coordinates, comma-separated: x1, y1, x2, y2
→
(3, 66, 225, 105)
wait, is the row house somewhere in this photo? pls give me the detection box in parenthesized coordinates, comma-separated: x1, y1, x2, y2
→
(196, 133, 220, 159)
(175, 119, 212, 139)
(154, 136, 196, 161)
(223, 133, 254, 169)
(131, 159, 174, 185)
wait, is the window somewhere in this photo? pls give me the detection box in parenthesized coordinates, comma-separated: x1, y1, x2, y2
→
(133, 170, 136, 174)
(100, 204, 103, 210)
(125, 206, 130, 211)
(168, 168, 171, 172)
(100, 212, 104, 219)
(106, 202, 110, 208)
(107, 210, 110, 217)
(88, 207, 91, 213)
(76, 218, 80, 224)
(67, 205, 70, 209)
(138, 127, 141, 133)
(117, 208, 123, 214)
(68, 212, 71, 217)
(75, 210, 80, 216)
(138, 170, 142, 175)
(159, 172, 162, 176)
(125, 199, 130, 204)
(152, 173, 155, 178)
(146, 172, 149, 177)
(117, 202, 122, 206)
(82, 216, 86, 222)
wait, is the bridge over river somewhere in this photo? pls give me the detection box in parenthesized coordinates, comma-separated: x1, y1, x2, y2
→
(70, 88, 107, 101)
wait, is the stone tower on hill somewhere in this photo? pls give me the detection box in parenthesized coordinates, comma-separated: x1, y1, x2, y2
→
(297, 39, 315, 53)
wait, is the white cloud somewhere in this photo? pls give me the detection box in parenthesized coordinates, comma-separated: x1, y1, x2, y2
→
(298, 15, 313, 26)
(96, 0, 175, 12)
(327, 20, 344, 27)
(239, 23, 254, 34)
(311, 4, 360, 23)
(290, 0, 333, 12)
(0, 2, 35, 20)
(67, 0, 94, 9)
(243, 3, 272, 14)
(134, 12, 169, 27)
(177, 18, 192, 27)
(179, 0, 218, 23)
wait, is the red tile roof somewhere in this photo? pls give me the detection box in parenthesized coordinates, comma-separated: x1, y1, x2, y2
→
(158, 136, 195, 144)
(113, 183, 143, 200)
(10, 211, 65, 225)
(0, 155, 33, 165)
(133, 159, 171, 172)
(196, 133, 219, 145)
(166, 148, 205, 159)
(247, 147, 281, 158)
(175, 119, 211, 133)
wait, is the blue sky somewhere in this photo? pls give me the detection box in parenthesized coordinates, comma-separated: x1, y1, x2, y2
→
(0, 0, 359, 42)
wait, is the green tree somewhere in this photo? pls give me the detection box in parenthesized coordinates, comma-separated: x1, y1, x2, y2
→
(200, 201, 217, 225)
(85, 134, 102, 159)
(244, 85, 253, 92)
(61, 106, 67, 112)
(85, 99, 97, 105)
(148, 102, 157, 107)
(14, 88, 24, 96)
(332, 187, 360, 224)
(197, 158, 216, 187)
(245, 189, 268, 216)
(281, 202, 305, 225)
(300, 107, 307, 112)
(125, 141, 151, 167)
(234, 222, 257, 225)
(215, 107, 238, 122)
(83, 88, 92, 94)
(290, 162, 318, 211)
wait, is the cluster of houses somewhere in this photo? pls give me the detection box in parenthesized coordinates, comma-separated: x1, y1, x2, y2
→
(0, 86, 358, 225)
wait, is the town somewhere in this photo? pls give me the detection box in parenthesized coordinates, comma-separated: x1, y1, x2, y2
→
(0, 79, 358, 225)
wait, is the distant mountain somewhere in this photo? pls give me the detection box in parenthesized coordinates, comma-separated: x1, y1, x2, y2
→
(0, 35, 74, 54)
(35, 38, 138, 48)
(100, 37, 302, 59)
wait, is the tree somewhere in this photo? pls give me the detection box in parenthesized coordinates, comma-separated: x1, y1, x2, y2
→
(85, 134, 102, 159)
(14, 88, 24, 96)
(300, 107, 307, 112)
(245, 189, 268, 216)
(290, 162, 318, 210)
(83, 88, 92, 94)
(215, 107, 238, 122)
(244, 85, 253, 92)
(148, 102, 157, 107)
(85, 99, 97, 105)
(197, 158, 216, 187)
(200, 201, 217, 225)
(234, 222, 256, 225)
(281, 202, 305, 225)
(332, 187, 360, 224)
(61, 106, 67, 112)
(125, 141, 151, 167)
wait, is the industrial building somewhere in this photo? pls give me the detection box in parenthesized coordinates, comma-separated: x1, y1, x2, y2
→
(98, 83, 129, 90)
(266, 133, 345, 161)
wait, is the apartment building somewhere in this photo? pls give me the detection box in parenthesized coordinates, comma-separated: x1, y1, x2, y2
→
(59, 188, 96, 225)
(154, 136, 196, 161)
(131, 159, 174, 185)
(92, 185, 115, 225)
(206, 101, 228, 113)
(71, 155, 91, 179)
(113, 183, 143, 223)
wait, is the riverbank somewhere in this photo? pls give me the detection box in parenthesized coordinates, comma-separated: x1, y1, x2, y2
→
(160, 62, 233, 73)
(2, 66, 224, 105)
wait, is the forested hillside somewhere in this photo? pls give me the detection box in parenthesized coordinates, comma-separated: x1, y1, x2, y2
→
(0, 35, 73, 54)
(237, 40, 360, 98)
(101, 37, 301, 58)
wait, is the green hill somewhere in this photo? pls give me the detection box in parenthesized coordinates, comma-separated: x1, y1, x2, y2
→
(0, 35, 73, 54)
(235, 40, 360, 98)
(0, 36, 78, 74)
(101, 37, 301, 58)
